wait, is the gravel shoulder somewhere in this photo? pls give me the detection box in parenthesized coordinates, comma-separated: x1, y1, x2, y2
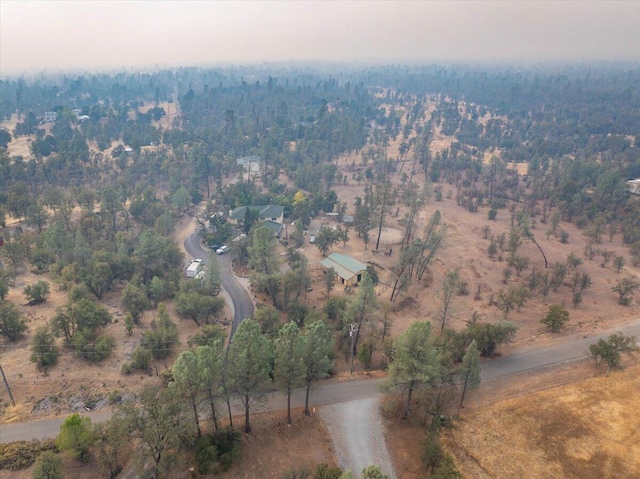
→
(321, 397, 397, 479)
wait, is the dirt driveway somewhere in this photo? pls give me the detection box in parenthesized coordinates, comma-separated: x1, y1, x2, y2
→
(321, 397, 397, 478)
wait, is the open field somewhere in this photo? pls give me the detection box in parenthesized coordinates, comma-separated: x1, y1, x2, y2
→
(443, 363, 640, 479)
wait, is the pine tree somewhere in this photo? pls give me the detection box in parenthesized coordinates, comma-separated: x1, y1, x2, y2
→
(273, 322, 305, 424)
(226, 319, 272, 433)
(302, 320, 334, 416)
(383, 321, 440, 419)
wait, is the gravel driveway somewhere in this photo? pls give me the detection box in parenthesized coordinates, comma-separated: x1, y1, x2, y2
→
(321, 397, 397, 479)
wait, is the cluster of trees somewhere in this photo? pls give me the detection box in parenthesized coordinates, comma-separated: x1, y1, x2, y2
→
(122, 303, 180, 374)
(245, 226, 312, 311)
(382, 321, 475, 478)
(354, 69, 640, 275)
(314, 223, 349, 256)
(489, 217, 638, 311)
(389, 210, 446, 303)
(31, 317, 334, 479)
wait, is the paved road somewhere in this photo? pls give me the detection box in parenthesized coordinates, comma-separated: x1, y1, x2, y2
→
(3, 318, 638, 443)
(479, 318, 640, 380)
(184, 232, 254, 337)
(0, 378, 382, 443)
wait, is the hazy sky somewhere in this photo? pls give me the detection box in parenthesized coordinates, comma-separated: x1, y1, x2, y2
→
(1, 1, 639, 75)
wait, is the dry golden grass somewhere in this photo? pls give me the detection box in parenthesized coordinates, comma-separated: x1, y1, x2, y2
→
(443, 363, 640, 479)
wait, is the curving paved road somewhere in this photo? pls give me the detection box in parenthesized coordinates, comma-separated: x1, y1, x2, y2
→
(184, 232, 254, 337)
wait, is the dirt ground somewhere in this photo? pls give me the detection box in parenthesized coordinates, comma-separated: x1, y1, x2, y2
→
(315, 105, 640, 358)
(0, 114, 53, 158)
(0, 409, 336, 479)
(215, 409, 336, 479)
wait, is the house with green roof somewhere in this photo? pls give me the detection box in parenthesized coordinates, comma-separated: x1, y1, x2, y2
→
(228, 204, 285, 236)
(321, 253, 367, 287)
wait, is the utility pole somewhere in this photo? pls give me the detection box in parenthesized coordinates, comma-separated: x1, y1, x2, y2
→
(0, 364, 15, 407)
(349, 324, 356, 375)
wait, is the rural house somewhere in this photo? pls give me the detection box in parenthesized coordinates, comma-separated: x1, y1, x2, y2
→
(229, 204, 285, 236)
(321, 253, 367, 287)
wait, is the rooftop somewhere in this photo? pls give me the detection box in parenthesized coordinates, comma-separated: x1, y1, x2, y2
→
(230, 205, 284, 221)
(236, 155, 261, 166)
(320, 253, 367, 281)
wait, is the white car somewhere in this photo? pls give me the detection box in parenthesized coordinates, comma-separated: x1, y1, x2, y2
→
(309, 235, 316, 244)
(216, 245, 229, 255)
(191, 258, 203, 264)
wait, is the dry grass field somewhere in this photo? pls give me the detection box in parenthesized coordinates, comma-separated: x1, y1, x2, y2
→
(442, 363, 640, 479)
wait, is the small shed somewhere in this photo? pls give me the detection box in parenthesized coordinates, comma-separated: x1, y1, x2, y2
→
(321, 253, 367, 287)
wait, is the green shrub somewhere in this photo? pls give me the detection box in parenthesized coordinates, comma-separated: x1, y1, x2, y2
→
(23, 280, 50, 305)
(107, 391, 122, 405)
(313, 463, 343, 479)
(188, 324, 226, 348)
(323, 296, 347, 323)
(141, 309, 179, 359)
(72, 332, 115, 362)
(0, 440, 57, 470)
(194, 427, 241, 475)
(31, 451, 64, 479)
(130, 346, 152, 371)
(287, 301, 309, 327)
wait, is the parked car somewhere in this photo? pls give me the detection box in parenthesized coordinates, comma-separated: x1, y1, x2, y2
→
(216, 245, 229, 255)
(191, 258, 203, 263)
(309, 235, 316, 244)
